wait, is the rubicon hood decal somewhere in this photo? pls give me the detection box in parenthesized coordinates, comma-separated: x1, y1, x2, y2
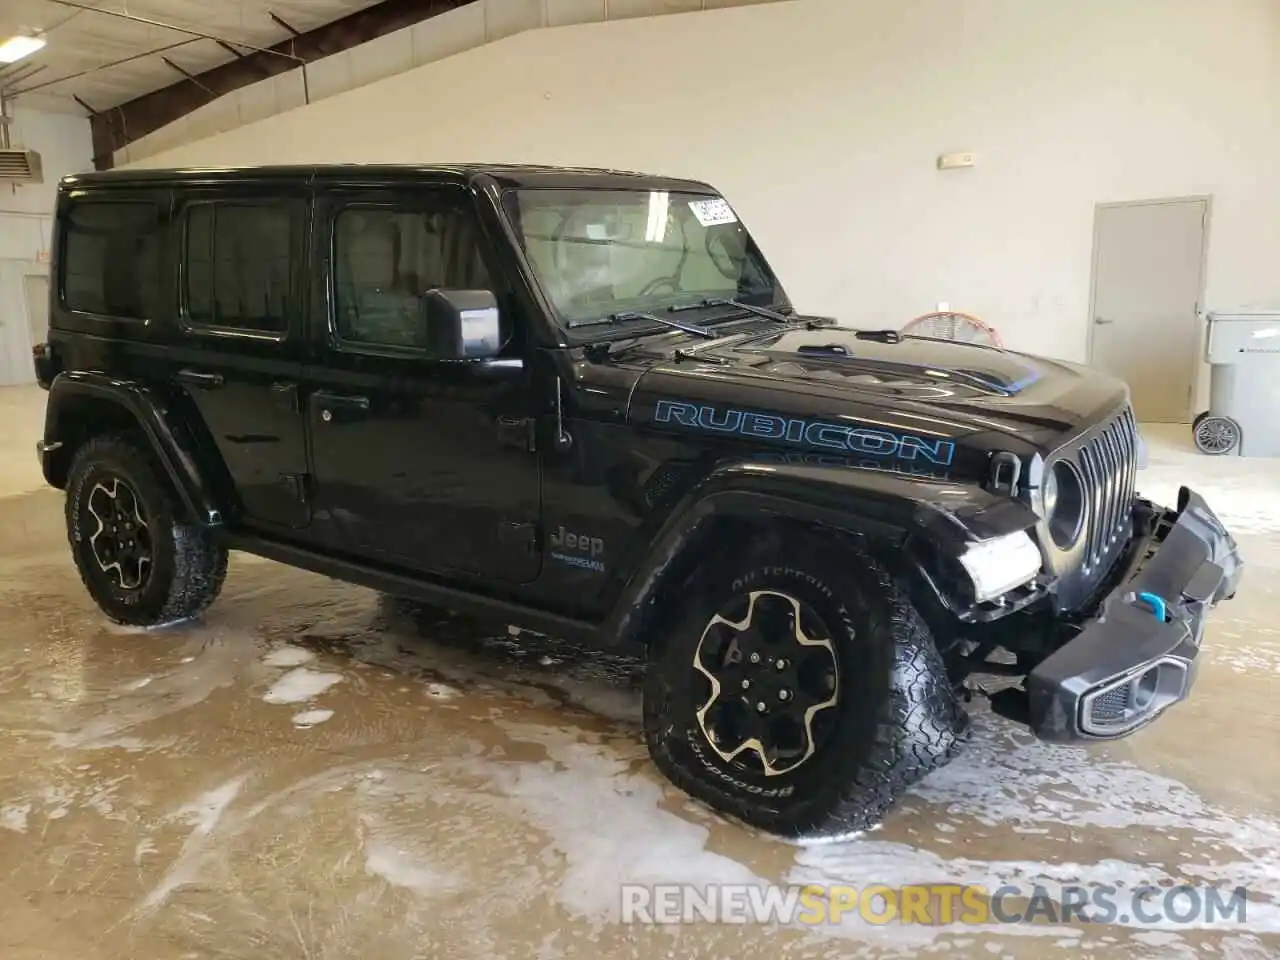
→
(655, 400, 955, 465)
(605, 322, 1131, 450)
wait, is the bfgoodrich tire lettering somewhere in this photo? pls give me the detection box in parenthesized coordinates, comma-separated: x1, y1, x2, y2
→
(643, 533, 968, 839)
(66, 434, 228, 627)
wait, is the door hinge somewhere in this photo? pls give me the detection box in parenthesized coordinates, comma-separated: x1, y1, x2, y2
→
(497, 415, 537, 453)
(499, 520, 539, 556)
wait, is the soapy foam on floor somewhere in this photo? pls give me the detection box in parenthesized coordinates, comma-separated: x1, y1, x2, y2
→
(263, 668, 344, 705)
(50, 633, 249, 750)
(475, 723, 767, 920)
(1206, 643, 1280, 676)
(0, 801, 31, 833)
(364, 839, 454, 896)
(782, 705, 1280, 941)
(262, 646, 316, 668)
(142, 776, 247, 911)
(291, 709, 335, 729)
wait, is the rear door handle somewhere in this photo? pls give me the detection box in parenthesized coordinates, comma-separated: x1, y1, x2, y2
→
(176, 369, 224, 389)
(1094, 316, 1114, 325)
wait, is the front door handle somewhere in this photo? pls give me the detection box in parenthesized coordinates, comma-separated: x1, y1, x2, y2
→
(313, 390, 371, 422)
(1094, 316, 1114, 325)
(176, 368, 224, 390)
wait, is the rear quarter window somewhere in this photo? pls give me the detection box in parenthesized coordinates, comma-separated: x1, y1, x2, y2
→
(61, 199, 164, 320)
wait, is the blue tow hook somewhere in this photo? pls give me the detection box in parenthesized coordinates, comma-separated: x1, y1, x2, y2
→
(1136, 591, 1169, 622)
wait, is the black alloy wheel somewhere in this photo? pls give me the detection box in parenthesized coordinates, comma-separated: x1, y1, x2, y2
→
(65, 434, 228, 626)
(692, 589, 840, 777)
(643, 532, 969, 839)
(85, 475, 154, 591)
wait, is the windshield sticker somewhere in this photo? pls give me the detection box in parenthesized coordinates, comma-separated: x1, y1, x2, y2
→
(688, 198, 738, 227)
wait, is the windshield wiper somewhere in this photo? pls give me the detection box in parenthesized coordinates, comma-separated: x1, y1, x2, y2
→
(669, 297, 792, 324)
(608, 310, 717, 338)
(568, 310, 717, 338)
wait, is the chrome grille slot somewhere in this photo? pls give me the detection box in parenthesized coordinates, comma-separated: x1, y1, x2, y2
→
(1080, 443, 1104, 572)
(1072, 404, 1138, 579)
(1102, 420, 1121, 545)
(1042, 403, 1140, 609)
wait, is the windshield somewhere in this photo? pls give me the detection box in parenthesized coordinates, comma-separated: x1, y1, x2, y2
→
(502, 187, 785, 328)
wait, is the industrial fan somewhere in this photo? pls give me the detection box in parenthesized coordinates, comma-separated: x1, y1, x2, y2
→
(901, 310, 1003, 347)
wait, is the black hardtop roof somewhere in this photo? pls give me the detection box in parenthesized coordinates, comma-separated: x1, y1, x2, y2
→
(60, 162, 719, 195)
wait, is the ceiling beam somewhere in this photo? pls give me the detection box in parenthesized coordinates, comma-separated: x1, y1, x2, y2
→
(13, 38, 203, 96)
(86, 0, 473, 171)
(161, 56, 216, 95)
(46, 0, 305, 63)
(269, 13, 303, 37)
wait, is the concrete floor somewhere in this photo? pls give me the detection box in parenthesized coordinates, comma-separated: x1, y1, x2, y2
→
(1, 382, 1278, 960)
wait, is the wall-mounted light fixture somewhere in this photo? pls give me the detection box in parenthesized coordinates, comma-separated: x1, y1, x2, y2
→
(937, 152, 976, 170)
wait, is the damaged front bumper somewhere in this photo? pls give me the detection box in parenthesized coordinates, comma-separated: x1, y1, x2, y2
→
(1025, 487, 1242, 742)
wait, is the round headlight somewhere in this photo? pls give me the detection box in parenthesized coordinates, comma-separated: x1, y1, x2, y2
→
(1046, 460, 1085, 549)
(1042, 466, 1059, 518)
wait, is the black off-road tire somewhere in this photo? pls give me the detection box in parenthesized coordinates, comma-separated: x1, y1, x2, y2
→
(643, 532, 968, 839)
(65, 433, 228, 627)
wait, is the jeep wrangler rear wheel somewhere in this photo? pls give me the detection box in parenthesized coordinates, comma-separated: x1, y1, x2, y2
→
(643, 534, 968, 839)
(66, 434, 228, 627)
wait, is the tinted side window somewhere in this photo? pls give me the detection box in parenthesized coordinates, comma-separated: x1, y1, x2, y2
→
(62, 200, 164, 319)
(333, 202, 492, 352)
(185, 203, 293, 332)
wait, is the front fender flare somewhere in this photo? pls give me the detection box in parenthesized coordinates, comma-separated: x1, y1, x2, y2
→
(600, 459, 1037, 647)
(43, 371, 224, 527)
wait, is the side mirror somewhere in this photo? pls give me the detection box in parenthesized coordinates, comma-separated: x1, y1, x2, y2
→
(420, 289, 502, 358)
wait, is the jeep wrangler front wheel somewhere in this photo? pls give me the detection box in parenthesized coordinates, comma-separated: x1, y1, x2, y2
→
(643, 534, 968, 839)
(65, 434, 228, 627)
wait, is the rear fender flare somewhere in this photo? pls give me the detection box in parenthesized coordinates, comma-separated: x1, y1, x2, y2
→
(43, 372, 223, 527)
(601, 459, 1038, 647)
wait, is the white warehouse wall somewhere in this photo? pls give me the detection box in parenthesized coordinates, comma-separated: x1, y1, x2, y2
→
(0, 106, 92, 260)
(0, 106, 93, 384)
(126, 0, 1280, 372)
(116, 0, 785, 167)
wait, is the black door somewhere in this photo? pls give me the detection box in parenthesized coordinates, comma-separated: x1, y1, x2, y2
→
(170, 187, 311, 531)
(305, 185, 541, 583)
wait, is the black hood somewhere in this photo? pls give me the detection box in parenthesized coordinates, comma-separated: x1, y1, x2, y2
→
(605, 324, 1129, 456)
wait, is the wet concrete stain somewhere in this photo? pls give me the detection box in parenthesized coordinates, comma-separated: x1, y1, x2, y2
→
(1, 396, 1279, 959)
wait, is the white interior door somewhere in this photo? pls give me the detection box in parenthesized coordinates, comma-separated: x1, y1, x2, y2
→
(1089, 198, 1208, 423)
(0, 262, 48, 386)
(22, 271, 50, 351)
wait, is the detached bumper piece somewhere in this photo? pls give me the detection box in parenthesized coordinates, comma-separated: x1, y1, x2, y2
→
(1027, 486, 1242, 742)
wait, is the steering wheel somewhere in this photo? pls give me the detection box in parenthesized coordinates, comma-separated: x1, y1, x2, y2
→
(705, 230, 741, 280)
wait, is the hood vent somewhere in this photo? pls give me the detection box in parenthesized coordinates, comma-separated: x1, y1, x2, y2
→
(0, 148, 42, 182)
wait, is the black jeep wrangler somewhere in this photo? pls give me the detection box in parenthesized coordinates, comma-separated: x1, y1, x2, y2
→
(33, 164, 1241, 838)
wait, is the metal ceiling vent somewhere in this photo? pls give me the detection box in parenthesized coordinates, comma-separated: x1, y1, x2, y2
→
(0, 148, 42, 182)
(0, 90, 42, 182)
